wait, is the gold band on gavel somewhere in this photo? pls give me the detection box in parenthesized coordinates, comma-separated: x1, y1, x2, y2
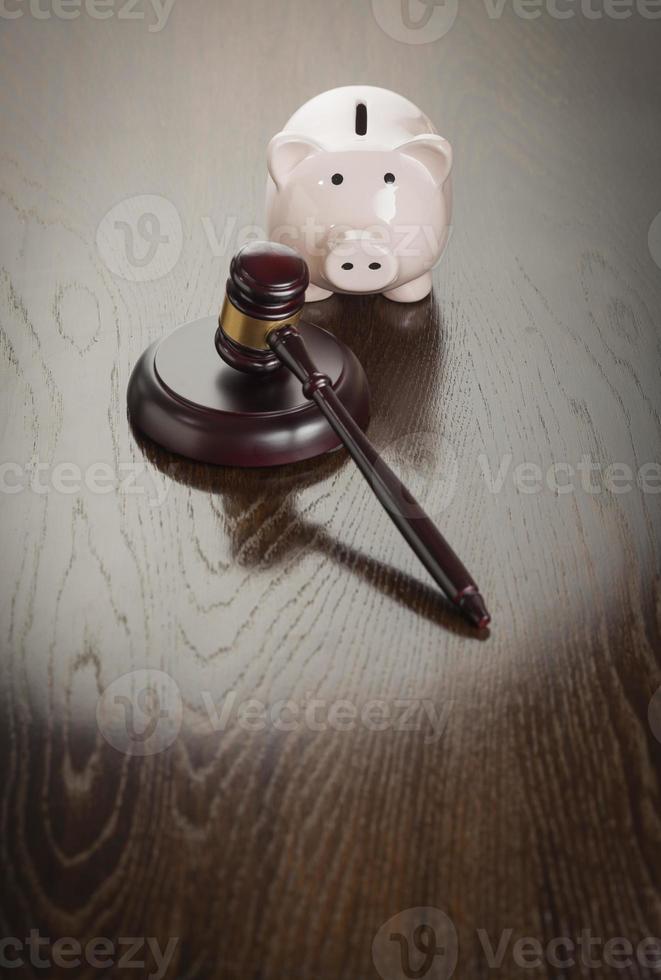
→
(219, 296, 302, 351)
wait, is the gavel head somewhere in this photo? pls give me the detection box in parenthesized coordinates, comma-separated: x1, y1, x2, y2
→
(215, 241, 310, 374)
(127, 237, 369, 467)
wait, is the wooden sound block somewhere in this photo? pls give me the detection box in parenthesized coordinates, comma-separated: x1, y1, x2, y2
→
(127, 316, 371, 467)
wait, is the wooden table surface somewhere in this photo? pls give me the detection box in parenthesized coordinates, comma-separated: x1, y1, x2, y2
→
(1, 2, 661, 978)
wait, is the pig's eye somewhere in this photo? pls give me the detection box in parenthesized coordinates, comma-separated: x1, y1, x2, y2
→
(331, 173, 344, 185)
(384, 173, 396, 184)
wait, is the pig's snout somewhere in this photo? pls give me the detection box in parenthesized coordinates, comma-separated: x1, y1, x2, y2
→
(323, 232, 398, 293)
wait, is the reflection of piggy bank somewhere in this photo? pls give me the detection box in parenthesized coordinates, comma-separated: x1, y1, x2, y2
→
(265, 85, 452, 303)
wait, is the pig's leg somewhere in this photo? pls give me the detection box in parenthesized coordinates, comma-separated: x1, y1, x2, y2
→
(305, 284, 333, 303)
(383, 273, 432, 303)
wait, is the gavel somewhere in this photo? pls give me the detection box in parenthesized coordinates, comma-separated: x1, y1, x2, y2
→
(210, 242, 490, 630)
(128, 242, 489, 628)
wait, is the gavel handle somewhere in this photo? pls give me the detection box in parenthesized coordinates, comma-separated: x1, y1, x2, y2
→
(268, 324, 490, 630)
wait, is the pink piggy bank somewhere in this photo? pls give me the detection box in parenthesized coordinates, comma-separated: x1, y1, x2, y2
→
(265, 85, 452, 303)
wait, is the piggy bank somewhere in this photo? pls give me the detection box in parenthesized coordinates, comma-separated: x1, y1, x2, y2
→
(265, 85, 452, 303)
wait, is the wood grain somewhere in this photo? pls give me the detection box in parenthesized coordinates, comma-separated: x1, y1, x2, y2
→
(1, 3, 660, 978)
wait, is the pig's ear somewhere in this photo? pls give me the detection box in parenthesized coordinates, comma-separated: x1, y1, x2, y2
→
(267, 133, 325, 189)
(395, 135, 453, 187)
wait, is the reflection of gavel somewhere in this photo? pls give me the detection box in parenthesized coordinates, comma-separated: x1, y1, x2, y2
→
(214, 243, 490, 630)
(128, 241, 490, 629)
